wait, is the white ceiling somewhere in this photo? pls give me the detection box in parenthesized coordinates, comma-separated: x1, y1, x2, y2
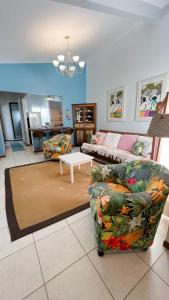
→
(140, 0, 169, 8)
(0, 0, 168, 63)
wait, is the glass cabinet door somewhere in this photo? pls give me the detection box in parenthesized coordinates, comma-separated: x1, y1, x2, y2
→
(84, 107, 94, 123)
(75, 107, 84, 123)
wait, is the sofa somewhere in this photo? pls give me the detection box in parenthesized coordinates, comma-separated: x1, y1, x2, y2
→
(88, 160, 169, 255)
(81, 130, 153, 164)
(43, 134, 72, 160)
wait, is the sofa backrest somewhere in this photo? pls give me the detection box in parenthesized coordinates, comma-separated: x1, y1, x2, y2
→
(99, 129, 153, 158)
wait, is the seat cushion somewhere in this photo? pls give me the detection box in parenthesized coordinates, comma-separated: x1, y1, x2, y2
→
(117, 134, 138, 151)
(89, 182, 130, 199)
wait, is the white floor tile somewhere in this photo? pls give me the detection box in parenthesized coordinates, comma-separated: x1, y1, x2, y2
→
(1, 144, 169, 300)
(137, 232, 165, 266)
(0, 190, 5, 209)
(0, 208, 8, 229)
(157, 214, 169, 237)
(152, 251, 169, 285)
(0, 227, 34, 260)
(126, 270, 169, 300)
(24, 286, 48, 300)
(33, 220, 68, 242)
(36, 226, 85, 282)
(46, 256, 113, 300)
(70, 214, 97, 252)
(0, 244, 43, 300)
(89, 250, 149, 300)
(66, 207, 91, 224)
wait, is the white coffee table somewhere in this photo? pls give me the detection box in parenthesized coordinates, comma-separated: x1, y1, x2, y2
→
(58, 152, 94, 183)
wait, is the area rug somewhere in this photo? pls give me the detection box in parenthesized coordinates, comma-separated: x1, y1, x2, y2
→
(5, 161, 96, 241)
(10, 142, 25, 152)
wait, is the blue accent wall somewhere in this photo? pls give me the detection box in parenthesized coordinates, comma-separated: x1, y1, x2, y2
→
(0, 63, 86, 127)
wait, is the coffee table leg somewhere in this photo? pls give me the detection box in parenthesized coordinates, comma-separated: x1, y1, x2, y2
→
(70, 165, 74, 183)
(60, 160, 63, 175)
(90, 159, 93, 167)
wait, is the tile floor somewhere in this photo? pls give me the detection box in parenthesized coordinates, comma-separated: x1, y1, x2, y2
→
(0, 142, 169, 300)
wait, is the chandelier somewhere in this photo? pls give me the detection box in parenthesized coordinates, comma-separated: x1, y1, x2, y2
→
(52, 36, 85, 78)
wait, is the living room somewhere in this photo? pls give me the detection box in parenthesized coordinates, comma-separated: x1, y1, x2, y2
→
(0, 0, 169, 300)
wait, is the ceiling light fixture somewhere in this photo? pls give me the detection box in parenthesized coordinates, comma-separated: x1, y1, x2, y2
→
(52, 36, 85, 78)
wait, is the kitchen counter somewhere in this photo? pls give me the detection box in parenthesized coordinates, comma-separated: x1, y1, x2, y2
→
(29, 126, 71, 132)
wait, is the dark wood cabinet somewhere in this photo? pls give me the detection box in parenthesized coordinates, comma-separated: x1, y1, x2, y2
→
(72, 103, 96, 146)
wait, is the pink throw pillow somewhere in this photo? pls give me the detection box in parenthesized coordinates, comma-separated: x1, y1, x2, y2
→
(117, 134, 138, 151)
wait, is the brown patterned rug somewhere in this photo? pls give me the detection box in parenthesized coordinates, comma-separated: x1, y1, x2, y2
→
(5, 161, 95, 241)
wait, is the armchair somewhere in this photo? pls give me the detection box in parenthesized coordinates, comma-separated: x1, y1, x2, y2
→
(43, 134, 72, 160)
(88, 160, 169, 256)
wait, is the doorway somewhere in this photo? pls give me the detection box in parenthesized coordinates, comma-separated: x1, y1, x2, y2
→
(9, 102, 23, 140)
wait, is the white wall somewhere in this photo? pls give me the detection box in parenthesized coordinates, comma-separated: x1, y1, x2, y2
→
(86, 13, 169, 133)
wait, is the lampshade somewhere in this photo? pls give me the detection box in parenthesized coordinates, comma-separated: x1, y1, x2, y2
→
(147, 113, 169, 137)
(79, 61, 85, 68)
(57, 55, 65, 62)
(59, 64, 66, 71)
(72, 55, 79, 63)
(52, 60, 59, 67)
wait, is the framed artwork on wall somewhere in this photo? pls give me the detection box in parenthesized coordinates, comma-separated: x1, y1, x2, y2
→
(136, 73, 167, 121)
(107, 86, 126, 121)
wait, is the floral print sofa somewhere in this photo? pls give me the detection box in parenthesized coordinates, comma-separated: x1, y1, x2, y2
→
(43, 134, 72, 160)
(88, 160, 169, 256)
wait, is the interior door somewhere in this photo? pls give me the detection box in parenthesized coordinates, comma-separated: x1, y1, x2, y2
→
(9, 102, 23, 139)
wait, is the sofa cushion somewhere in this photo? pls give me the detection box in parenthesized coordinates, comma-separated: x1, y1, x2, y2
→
(90, 135, 97, 144)
(95, 132, 106, 144)
(132, 141, 145, 156)
(117, 134, 138, 151)
(103, 132, 121, 148)
(137, 136, 152, 157)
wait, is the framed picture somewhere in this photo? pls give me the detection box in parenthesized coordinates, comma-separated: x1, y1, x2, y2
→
(107, 87, 126, 121)
(136, 74, 167, 121)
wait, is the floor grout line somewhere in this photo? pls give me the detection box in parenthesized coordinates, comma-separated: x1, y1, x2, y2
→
(68, 222, 115, 300)
(44, 254, 86, 286)
(135, 247, 166, 269)
(123, 267, 151, 300)
(151, 267, 169, 288)
(33, 240, 50, 300)
(33, 222, 69, 243)
(22, 284, 45, 300)
(0, 238, 35, 262)
(86, 253, 116, 300)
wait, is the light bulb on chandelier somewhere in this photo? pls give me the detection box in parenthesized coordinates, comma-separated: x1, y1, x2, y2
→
(52, 36, 85, 77)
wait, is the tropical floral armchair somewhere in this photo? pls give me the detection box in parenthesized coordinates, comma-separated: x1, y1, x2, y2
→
(88, 160, 169, 256)
(43, 134, 72, 160)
